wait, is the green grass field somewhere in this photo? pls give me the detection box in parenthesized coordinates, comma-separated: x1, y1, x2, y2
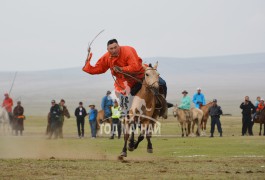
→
(0, 116, 265, 179)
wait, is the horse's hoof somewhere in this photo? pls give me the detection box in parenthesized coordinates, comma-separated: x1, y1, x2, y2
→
(128, 146, 134, 151)
(120, 152, 127, 157)
(147, 149, 153, 153)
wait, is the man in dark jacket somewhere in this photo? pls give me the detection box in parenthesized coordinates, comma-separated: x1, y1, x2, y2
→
(75, 102, 87, 138)
(48, 100, 61, 139)
(58, 99, 70, 138)
(240, 96, 255, 136)
(209, 99, 223, 137)
(13, 101, 25, 136)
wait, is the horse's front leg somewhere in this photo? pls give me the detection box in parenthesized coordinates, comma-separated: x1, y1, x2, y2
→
(128, 123, 135, 151)
(180, 122, 184, 137)
(120, 122, 130, 157)
(188, 121, 192, 135)
(184, 121, 188, 137)
(146, 125, 153, 153)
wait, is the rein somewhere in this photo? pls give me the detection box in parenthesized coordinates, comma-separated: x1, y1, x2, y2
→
(111, 68, 162, 110)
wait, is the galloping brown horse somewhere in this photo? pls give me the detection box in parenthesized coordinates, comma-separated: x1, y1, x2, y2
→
(119, 62, 162, 158)
(254, 109, 265, 136)
(199, 102, 214, 136)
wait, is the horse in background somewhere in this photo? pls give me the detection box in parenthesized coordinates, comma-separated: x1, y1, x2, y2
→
(173, 106, 190, 137)
(200, 102, 214, 136)
(190, 108, 203, 136)
(0, 107, 10, 132)
(173, 106, 202, 137)
(119, 62, 163, 158)
(254, 109, 265, 136)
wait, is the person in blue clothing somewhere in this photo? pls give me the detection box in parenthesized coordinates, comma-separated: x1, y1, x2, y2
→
(101, 90, 113, 120)
(192, 88, 206, 108)
(178, 90, 191, 110)
(88, 104, 98, 138)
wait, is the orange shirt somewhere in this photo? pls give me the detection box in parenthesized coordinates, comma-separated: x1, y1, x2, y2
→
(2, 97, 13, 112)
(257, 103, 264, 111)
(83, 46, 144, 93)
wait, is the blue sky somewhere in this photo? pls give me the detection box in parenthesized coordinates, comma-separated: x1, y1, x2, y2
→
(0, 0, 265, 71)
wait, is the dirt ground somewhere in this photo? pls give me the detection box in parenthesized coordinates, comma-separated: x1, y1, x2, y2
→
(0, 116, 265, 179)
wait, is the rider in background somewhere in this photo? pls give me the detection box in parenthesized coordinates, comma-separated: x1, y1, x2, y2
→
(192, 88, 206, 108)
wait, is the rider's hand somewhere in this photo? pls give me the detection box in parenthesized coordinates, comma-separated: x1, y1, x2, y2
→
(86, 52, 93, 63)
(113, 66, 122, 72)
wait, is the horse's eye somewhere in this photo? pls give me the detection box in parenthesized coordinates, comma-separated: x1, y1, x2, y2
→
(146, 73, 149, 76)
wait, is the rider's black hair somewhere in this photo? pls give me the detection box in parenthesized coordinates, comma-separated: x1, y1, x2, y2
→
(107, 39, 118, 46)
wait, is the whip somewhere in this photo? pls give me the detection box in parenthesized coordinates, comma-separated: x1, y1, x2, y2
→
(87, 29, 105, 56)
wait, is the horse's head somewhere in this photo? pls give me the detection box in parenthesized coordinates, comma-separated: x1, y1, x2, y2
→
(142, 62, 159, 89)
(173, 105, 179, 117)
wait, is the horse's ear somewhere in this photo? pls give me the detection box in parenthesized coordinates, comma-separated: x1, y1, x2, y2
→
(153, 61, 158, 70)
(142, 64, 147, 70)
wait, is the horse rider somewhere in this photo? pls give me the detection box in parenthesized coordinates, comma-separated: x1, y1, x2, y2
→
(58, 99, 70, 138)
(13, 101, 25, 136)
(240, 96, 255, 136)
(2, 93, 14, 128)
(48, 100, 61, 139)
(192, 88, 206, 108)
(178, 90, 192, 121)
(82, 39, 172, 117)
(208, 99, 223, 137)
(254, 96, 261, 108)
(101, 91, 113, 120)
(253, 98, 264, 121)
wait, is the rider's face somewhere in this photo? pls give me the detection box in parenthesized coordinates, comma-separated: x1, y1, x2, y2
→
(107, 43, 120, 57)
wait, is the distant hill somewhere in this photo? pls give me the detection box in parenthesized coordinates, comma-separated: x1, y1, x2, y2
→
(1, 53, 265, 116)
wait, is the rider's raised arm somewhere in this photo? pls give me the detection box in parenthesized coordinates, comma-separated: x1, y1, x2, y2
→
(82, 53, 110, 75)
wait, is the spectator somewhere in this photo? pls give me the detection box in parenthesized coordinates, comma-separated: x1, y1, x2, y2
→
(240, 96, 255, 136)
(74, 102, 87, 138)
(48, 100, 61, 139)
(58, 99, 70, 138)
(208, 99, 223, 137)
(88, 104, 98, 138)
(13, 101, 25, 136)
(101, 90, 113, 120)
(2, 93, 14, 128)
(110, 100, 122, 139)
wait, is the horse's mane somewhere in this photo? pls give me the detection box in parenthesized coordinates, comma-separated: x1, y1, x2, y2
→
(200, 102, 214, 108)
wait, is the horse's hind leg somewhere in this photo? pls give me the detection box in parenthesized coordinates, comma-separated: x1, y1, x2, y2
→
(259, 123, 262, 136)
(263, 123, 265, 136)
